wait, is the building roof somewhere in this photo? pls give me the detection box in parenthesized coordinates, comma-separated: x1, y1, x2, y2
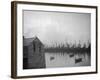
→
(23, 36, 43, 46)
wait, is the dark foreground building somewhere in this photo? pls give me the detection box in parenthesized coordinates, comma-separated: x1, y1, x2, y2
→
(23, 36, 46, 69)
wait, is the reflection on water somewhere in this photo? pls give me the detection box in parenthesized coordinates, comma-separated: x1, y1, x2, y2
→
(45, 52, 90, 68)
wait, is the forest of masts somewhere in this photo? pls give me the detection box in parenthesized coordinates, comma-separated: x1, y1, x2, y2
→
(44, 41, 91, 53)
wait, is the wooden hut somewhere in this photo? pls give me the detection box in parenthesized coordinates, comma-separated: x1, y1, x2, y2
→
(23, 36, 45, 69)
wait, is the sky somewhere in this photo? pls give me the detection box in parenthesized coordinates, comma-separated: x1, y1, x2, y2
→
(23, 10, 91, 46)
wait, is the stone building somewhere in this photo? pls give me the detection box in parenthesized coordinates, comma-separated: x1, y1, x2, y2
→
(23, 36, 46, 69)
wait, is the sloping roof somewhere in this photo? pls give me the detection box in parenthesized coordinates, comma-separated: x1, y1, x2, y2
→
(23, 36, 43, 46)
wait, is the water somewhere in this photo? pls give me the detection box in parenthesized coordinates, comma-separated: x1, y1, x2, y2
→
(45, 52, 90, 68)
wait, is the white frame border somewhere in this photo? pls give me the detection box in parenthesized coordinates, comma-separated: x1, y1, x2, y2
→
(16, 3, 97, 77)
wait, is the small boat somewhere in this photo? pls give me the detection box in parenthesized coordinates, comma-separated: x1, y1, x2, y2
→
(75, 58, 82, 63)
(69, 54, 74, 57)
(50, 56, 55, 61)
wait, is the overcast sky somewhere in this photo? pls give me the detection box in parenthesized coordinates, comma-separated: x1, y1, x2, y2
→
(23, 10, 91, 46)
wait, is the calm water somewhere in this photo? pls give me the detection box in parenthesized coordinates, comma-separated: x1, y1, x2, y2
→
(45, 52, 91, 68)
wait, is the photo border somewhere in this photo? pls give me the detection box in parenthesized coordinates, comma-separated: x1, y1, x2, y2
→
(11, 1, 98, 79)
